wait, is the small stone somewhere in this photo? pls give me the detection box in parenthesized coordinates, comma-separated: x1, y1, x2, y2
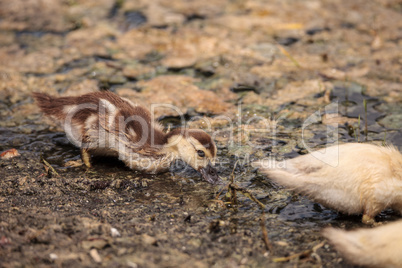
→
(110, 227, 121, 238)
(275, 241, 289, 247)
(81, 238, 108, 250)
(49, 253, 58, 260)
(123, 64, 155, 79)
(89, 248, 102, 263)
(127, 261, 138, 268)
(0, 236, 11, 246)
(108, 75, 127, 85)
(15, 163, 25, 169)
(18, 177, 27, 186)
(0, 148, 20, 159)
(141, 234, 157, 246)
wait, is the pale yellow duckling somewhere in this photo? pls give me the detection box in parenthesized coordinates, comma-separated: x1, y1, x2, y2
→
(254, 143, 402, 224)
(33, 91, 220, 184)
(323, 220, 402, 267)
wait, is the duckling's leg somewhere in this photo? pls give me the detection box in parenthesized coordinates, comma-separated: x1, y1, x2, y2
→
(362, 214, 375, 225)
(81, 148, 92, 168)
(362, 200, 386, 225)
(362, 204, 382, 225)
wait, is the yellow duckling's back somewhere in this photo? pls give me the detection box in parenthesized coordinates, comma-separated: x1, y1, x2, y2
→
(254, 143, 402, 224)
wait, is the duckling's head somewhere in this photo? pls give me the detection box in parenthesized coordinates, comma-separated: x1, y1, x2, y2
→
(165, 129, 221, 184)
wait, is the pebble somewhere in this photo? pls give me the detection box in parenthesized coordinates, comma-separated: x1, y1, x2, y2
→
(89, 248, 102, 263)
(0, 148, 20, 159)
(110, 227, 121, 237)
(141, 234, 157, 246)
(49, 253, 58, 260)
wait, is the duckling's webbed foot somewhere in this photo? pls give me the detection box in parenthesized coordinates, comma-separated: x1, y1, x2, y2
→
(81, 148, 92, 168)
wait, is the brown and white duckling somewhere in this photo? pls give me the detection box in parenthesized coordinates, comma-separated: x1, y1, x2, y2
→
(323, 220, 402, 267)
(33, 91, 221, 184)
(253, 143, 402, 224)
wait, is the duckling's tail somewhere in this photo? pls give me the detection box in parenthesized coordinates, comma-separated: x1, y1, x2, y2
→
(252, 158, 324, 192)
(252, 157, 344, 206)
(33, 92, 67, 119)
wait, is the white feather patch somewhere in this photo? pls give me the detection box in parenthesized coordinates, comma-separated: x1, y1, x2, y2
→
(63, 104, 77, 114)
(85, 114, 98, 130)
(127, 127, 137, 139)
(99, 99, 119, 128)
(122, 97, 137, 108)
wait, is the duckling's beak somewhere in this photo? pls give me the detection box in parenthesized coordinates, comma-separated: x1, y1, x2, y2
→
(199, 163, 222, 184)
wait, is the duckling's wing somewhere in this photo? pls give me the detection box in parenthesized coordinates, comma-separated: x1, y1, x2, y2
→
(96, 96, 165, 153)
(323, 221, 402, 267)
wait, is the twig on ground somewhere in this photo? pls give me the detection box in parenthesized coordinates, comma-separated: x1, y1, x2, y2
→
(228, 184, 265, 209)
(230, 160, 239, 184)
(40, 155, 60, 177)
(213, 161, 273, 253)
(273, 242, 325, 263)
(260, 211, 273, 252)
(276, 44, 302, 68)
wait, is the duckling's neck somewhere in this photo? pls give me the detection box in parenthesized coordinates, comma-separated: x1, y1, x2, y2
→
(119, 147, 177, 175)
(159, 134, 185, 159)
(116, 134, 184, 175)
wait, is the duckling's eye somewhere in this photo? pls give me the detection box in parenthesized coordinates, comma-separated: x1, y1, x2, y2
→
(197, 150, 205, 157)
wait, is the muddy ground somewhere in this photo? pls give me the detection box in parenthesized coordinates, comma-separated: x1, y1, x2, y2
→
(0, 0, 401, 267)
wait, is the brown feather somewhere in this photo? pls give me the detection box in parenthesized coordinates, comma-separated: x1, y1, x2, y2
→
(33, 91, 166, 150)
